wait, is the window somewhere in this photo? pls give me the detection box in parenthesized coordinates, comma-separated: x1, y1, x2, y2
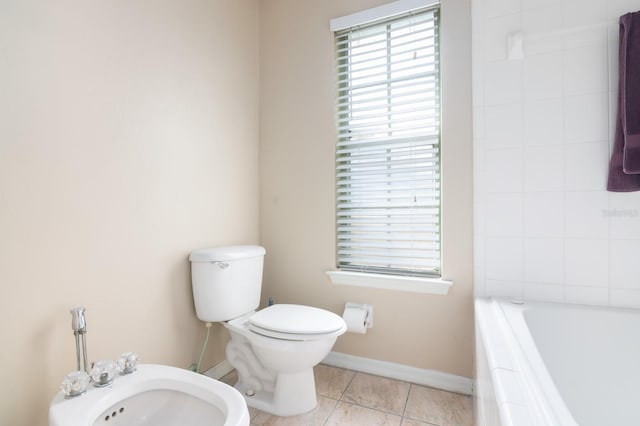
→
(333, 4, 441, 279)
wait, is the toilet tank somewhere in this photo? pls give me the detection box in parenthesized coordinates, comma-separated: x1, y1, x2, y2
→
(189, 245, 266, 322)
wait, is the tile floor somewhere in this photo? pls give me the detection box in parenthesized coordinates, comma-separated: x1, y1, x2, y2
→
(220, 364, 473, 426)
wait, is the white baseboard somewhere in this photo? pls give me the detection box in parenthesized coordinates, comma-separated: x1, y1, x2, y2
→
(204, 359, 234, 380)
(205, 352, 472, 396)
(322, 351, 472, 395)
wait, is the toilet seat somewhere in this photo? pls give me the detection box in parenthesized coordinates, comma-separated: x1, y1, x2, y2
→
(248, 304, 346, 341)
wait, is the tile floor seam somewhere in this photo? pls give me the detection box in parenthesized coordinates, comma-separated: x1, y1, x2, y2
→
(402, 383, 413, 418)
(404, 413, 442, 425)
(338, 399, 406, 419)
(337, 370, 358, 401)
(405, 417, 441, 426)
(343, 371, 413, 416)
(320, 396, 340, 426)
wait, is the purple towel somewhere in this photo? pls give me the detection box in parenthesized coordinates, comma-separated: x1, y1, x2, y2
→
(607, 11, 640, 192)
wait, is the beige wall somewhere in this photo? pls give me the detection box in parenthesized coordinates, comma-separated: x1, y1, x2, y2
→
(0, 0, 472, 423)
(0, 1, 259, 424)
(259, 0, 473, 377)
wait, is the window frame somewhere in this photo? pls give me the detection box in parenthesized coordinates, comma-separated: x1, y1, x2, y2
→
(330, 1, 447, 290)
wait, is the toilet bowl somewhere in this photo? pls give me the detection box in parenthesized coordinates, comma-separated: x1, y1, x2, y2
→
(224, 304, 346, 416)
(189, 246, 346, 417)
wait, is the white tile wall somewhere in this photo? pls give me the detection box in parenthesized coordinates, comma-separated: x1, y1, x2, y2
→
(523, 238, 564, 283)
(562, 0, 607, 28)
(563, 28, 606, 50)
(486, 279, 523, 299)
(610, 289, 640, 307)
(562, 44, 608, 96)
(485, 193, 523, 236)
(484, 14, 522, 62)
(523, 145, 565, 191)
(609, 192, 640, 239)
(473, 0, 640, 308)
(523, 99, 563, 146)
(485, 148, 523, 192)
(521, 0, 553, 12)
(610, 239, 640, 289)
(486, 237, 523, 281)
(564, 141, 609, 190)
(523, 282, 564, 302)
(564, 238, 608, 287)
(564, 285, 609, 306)
(484, 0, 521, 19)
(607, 0, 640, 20)
(522, 5, 563, 35)
(564, 191, 609, 238)
(523, 192, 565, 237)
(523, 52, 563, 101)
(485, 61, 523, 105)
(564, 93, 610, 144)
(485, 104, 523, 148)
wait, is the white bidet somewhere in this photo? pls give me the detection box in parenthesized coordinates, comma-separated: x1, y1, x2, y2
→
(49, 364, 249, 426)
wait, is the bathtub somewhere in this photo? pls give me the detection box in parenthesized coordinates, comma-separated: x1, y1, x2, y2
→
(474, 298, 640, 426)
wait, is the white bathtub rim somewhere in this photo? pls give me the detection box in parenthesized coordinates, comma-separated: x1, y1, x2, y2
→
(474, 298, 577, 426)
(475, 299, 544, 426)
(495, 299, 578, 426)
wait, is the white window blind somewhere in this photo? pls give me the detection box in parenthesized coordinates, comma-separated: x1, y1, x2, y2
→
(334, 6, 441, 278)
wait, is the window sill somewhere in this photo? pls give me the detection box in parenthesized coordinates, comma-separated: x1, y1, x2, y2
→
(325, 270, 452, 295)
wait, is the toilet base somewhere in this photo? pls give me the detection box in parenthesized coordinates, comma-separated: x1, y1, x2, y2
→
(235, 368, 317, 417)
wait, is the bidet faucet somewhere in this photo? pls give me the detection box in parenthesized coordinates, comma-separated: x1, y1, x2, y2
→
(70, 307, 89, 373)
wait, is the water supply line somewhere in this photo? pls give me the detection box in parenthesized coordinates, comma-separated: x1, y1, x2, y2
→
(70, 307, 89, 372)
(195, 322, 212, 374)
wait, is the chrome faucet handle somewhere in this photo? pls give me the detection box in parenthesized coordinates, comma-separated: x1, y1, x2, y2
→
(118, 352, 139, 375)
(61, 371, 90, 398)
(91, 360, 117, 387)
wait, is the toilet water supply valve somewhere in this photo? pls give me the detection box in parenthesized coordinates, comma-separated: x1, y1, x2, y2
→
(192, 322, 213, 374)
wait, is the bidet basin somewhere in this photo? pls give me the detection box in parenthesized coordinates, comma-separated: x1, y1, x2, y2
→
(49, 364, 249, 426)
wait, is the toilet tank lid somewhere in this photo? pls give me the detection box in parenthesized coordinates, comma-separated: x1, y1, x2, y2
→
(189, 245, 265, 262)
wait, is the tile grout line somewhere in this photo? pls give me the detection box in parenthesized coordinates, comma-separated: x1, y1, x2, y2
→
(321, 368, 357, 425)
(338, 371, 358, 401)
(340, 401, 406, 420)
(320, 396, 339, 426)
(341, 371, 409, 417)
(335, 369, 426, 422)
(401, 383, 413, 419)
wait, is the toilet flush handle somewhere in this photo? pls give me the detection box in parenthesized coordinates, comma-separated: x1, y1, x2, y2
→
(210, 261, 229, 269)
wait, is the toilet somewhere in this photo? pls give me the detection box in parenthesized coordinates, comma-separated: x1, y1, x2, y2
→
(189, 245, 346, 417)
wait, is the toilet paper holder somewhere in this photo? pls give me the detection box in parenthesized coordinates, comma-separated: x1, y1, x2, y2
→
(344, 302, 373, 329)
